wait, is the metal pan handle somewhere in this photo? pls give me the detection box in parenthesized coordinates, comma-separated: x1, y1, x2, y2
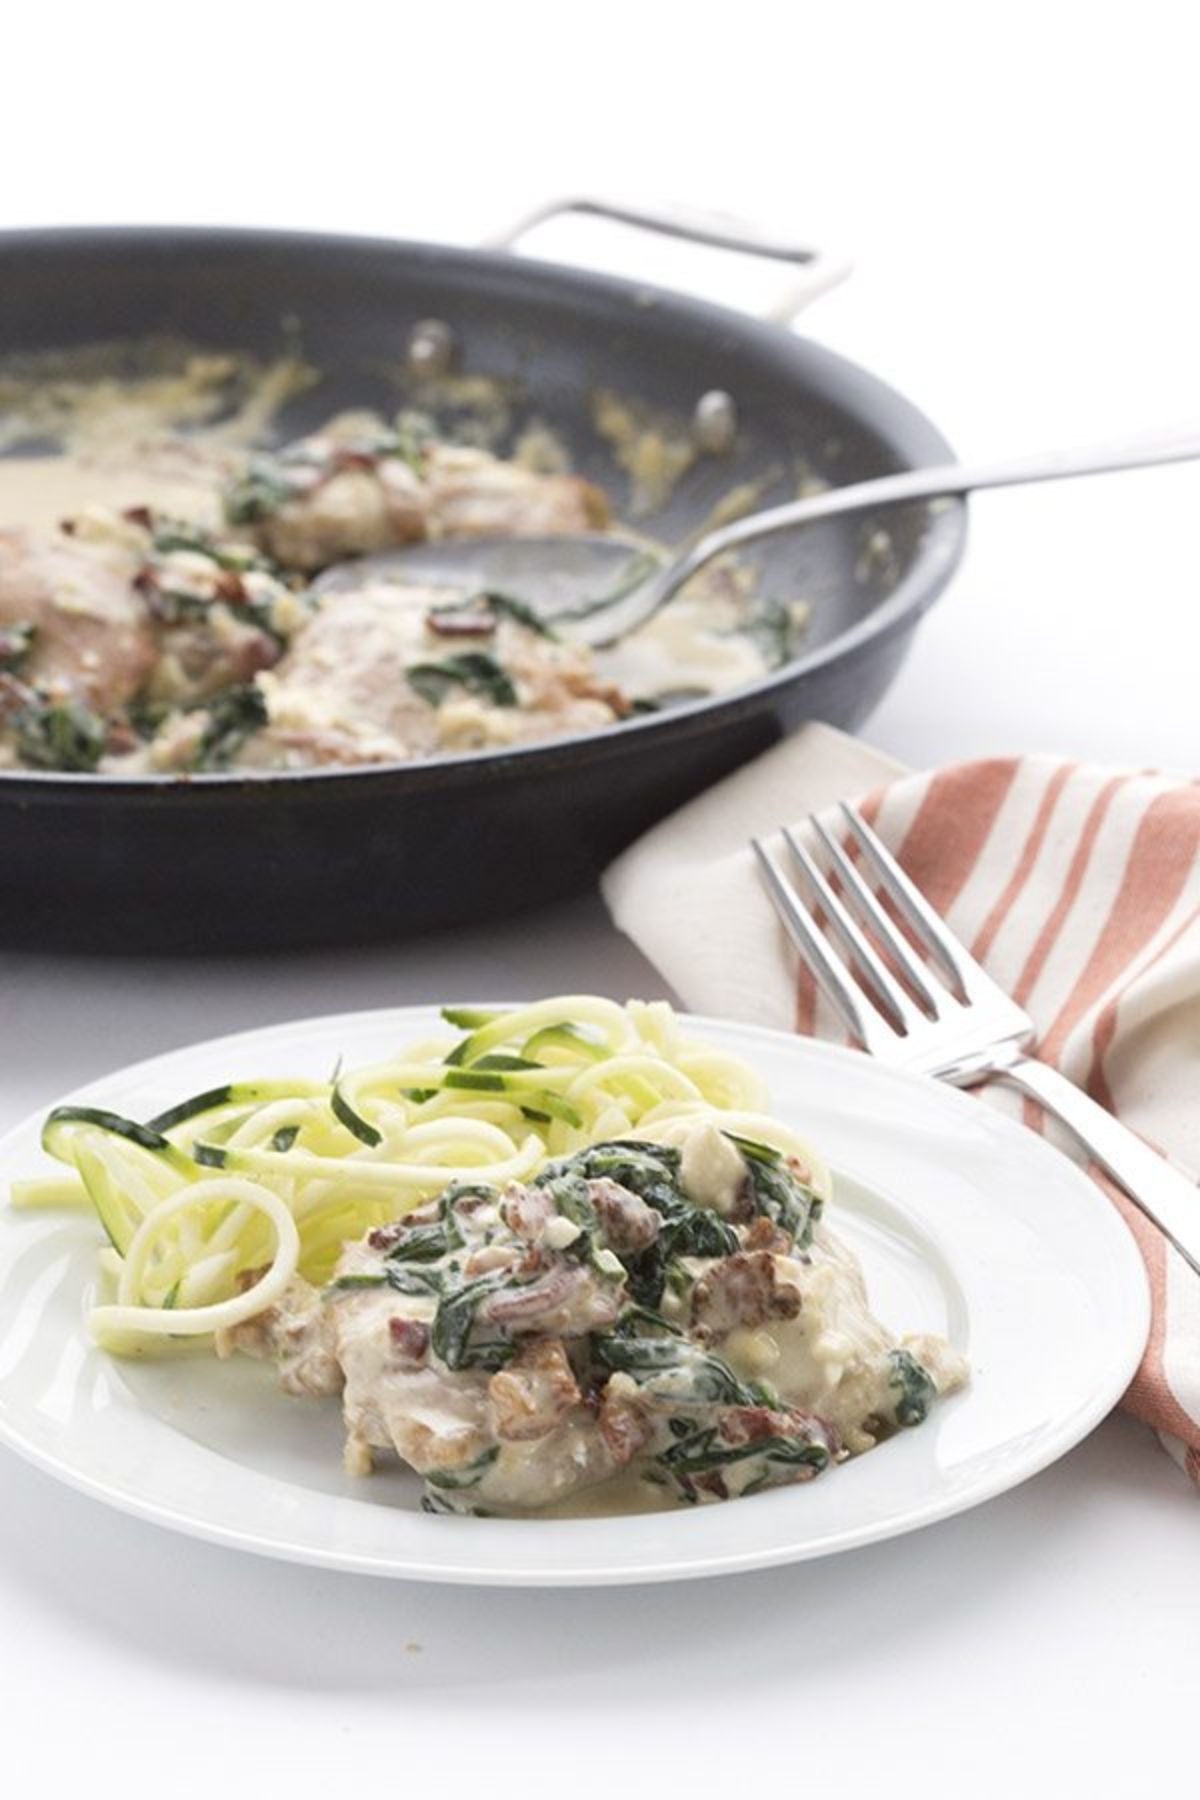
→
(484, 195, 852, 324)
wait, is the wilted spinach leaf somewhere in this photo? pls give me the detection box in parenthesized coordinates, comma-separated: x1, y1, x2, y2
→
(423, 1446, 500, 1491)
(223, 461, 296, 526)
(192, 683, 268, 770)
(15, 698, 106, 772)
(407, 652, 517, 709)
(0, 621, 35, 672)
(888, 1348, 937, 1426)
(724, 1133, 821, 1249)
(431, 1272, 513, 1371)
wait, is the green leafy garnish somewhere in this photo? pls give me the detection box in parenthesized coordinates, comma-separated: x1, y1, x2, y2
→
(431, 1273, 514, 1371)
(424, 589, 556, 640)
(150, 521, 274, 573)
(486, 593, 557, 638)
(384, 1264, 443, 1298)
(532, 1139, 740, 1308)
(406, 652, 518, 709)
(724, 1134, 821, 1250)
(438, 1181, 499, 1211)
(325, 1265, 440, 1299)
(0, 621, 36, 672)
(15, 698, 106, 772)
(592, 1328, 755, 1407)
(537, 1141, 681, 1212)
(223, 461, 297, 526)
(421, 1489, 491, 1517)
(659, 1426, 829, 1480)
(888, 1349, 937, 1426)
(722, 1132, 781, 1166)
(747, 599, 795, 669)
(126, 695, 172, 741)
(192, 684, 268, 770)
(423, 1446, 500, 1491)
(390, 410, 436, 470)
(325, 1273, 387, 1294)
(384, 1223, 452, 1264)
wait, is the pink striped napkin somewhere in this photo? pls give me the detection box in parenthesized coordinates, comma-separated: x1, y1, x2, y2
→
(603, 723, 1200, 1485)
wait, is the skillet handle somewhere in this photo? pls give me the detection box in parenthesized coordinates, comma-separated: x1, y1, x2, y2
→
(483, 196, 852, 323)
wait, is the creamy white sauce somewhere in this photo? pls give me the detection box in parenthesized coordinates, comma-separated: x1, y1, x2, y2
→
(0, 450, 223, 536)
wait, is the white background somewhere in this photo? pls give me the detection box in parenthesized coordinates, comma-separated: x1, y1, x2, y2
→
(2, 3, 1198, 1794)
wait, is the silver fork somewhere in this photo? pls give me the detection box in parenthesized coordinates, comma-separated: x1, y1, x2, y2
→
(753, 803, 1200, 1277)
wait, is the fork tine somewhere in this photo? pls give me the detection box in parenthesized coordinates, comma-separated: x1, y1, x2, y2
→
(838, 804, 977, 996)
(781, 826, 924, 1033)
(752, 838, 889, 1052)
(809, 816, 944, 1015)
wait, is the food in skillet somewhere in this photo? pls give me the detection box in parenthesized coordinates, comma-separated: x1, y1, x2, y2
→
(14, 998, 967, 1516)
(0, 399, 797, 775)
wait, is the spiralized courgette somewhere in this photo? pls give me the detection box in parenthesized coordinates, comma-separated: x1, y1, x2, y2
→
(13, 997, 827, 1356)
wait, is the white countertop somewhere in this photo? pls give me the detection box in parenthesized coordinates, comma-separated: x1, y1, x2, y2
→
(2, 6, 1198, 1793)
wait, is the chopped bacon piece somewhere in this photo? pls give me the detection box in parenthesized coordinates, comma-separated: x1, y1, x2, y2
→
(598, 1377, 654, 1465)
(481, 1264, 577, 1327)
(690, 1252, 801, 1343)
(589, 1178, 661, 1252)
(488, 1339, 580, 1441)
(367, 1222, 407, 1251)
(426, 601, 497, 638)
(481, 1261, 623, 1336)
(500, 1182, 557, 1241)
(213, 569, 248, 605)
(743, 1216, 790, 1254)
(388, 1317, 430, 1363)
(719, 1404, 839, 1459)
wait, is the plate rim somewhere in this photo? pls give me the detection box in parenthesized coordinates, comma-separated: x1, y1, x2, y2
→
(0, 1004, 1152, 1585)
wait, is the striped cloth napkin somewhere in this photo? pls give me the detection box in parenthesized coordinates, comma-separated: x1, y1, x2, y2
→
(602, 722, 1200, 1486)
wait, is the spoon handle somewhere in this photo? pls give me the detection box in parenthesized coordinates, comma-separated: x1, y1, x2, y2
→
(625, 423, 1200, 631)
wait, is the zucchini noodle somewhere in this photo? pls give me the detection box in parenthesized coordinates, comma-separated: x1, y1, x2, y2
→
(89, 1180, 300, 1349)
(14, 997, 819, 1357)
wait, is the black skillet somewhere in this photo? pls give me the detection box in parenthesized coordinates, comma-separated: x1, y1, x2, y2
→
(0, 199, 966, 951)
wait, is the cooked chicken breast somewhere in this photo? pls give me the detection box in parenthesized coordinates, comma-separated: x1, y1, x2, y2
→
(0, 398, 791, 775)
(422, 444, 609, 539)
(0, 527, 155, 714)
(220, 1122, 967, 1515)
(228, 429, 608, 574)
(241, 577, 624, 768)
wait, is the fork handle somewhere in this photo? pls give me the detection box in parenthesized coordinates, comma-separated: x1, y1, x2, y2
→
(995, 1054, 1200, 1277)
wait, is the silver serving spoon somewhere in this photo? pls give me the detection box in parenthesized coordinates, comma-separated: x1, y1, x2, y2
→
(312, 425, 1200, 647)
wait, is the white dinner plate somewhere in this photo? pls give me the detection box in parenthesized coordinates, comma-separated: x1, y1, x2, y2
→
(0, 1007, 1149, 1585)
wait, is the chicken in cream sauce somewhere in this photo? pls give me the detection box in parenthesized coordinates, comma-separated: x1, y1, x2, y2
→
(0, 378, 799, 775)
(219, 1119, 967, 1516)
